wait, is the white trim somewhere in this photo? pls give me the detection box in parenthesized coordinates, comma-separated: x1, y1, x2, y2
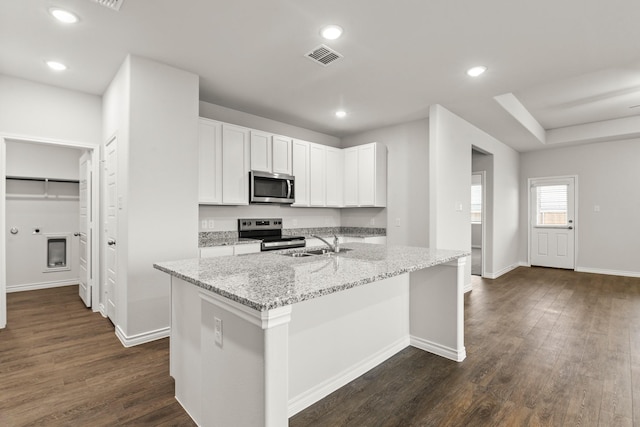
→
(199, 290, 292, 329)
(115, 325, 170, 347)
(484, 263, 520, 279)
(175, 395, 201, 426)
(519, 261, 531, 267)
(411, 335, 466, 362)
(99, 303, 107, 318)
(575, 267, 640, 278)
(463, 282, 473, 293)
(7, 279, 79, 293)
(287, 336, 410, 417)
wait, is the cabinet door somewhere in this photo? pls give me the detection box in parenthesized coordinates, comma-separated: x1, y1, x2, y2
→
(358, 143, 376, 206)
(198, 119, 223, 204)
(222, 124, 250, 205)
(250, 130, 272, 172)
(272, 135, 292, 175)
(309, 143, 326, 206)
(325, 147, 344, 207)
(343, 147, 359, 207)
(234, 243, 261, 255)
(292, 139, 310, 206)
(200, 246, 234, 258)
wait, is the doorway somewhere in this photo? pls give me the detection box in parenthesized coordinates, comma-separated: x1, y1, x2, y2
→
(529, 176, 577, 269)
(471, 172, 484, 276)
(1, 136, 100, 329)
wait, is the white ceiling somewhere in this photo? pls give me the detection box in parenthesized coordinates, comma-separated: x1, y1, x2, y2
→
(3, 0, 640, 152)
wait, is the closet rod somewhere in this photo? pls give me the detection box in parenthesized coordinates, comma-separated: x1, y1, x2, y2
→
(6, 175, 80, 184)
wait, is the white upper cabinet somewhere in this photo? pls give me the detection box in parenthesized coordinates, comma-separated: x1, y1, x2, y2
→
(308, 142, 327, 207)
(250, 132, 293, 175)
(292, 139, 310, 207)
(250, 130, 272, 173)
(343, 142, 387, 207)
(272, 135, 293, 175)
(221, 124, 250, 205)
(325, 146, 344, 207)
(198, 118, 223, 204)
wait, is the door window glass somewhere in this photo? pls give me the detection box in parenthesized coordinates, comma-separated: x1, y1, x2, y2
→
(535, 185, 568, 226)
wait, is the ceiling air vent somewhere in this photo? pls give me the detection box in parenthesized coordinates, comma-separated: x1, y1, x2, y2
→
(90, 0, 125, 11)
(305, 44, 343, 67)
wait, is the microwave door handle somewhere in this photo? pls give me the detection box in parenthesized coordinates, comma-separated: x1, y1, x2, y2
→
(287, 180, 292, 199)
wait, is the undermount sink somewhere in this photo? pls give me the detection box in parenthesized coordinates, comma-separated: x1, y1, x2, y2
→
(281, 248, 353, 257)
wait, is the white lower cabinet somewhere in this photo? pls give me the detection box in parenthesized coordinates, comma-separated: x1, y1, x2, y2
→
(200, 243, 261, 258)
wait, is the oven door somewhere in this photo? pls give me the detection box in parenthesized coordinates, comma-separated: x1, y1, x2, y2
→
(250, 171, 295, 204)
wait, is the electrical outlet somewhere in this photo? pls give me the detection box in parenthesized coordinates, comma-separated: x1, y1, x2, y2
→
(214, 317, 223, 346)
(594, 205, 600, 212)
(201, 220, 208, 230)
(292, 219, 298, 227)
(369, 218, 375, 226)
(395, 218, 401, 227)
(207, 219, 215, 229)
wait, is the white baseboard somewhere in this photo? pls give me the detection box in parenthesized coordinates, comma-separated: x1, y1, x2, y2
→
(115, 325, 170, 348)
(98, 303, 107, 318)
(575, 267, 640, 278)
(6, 279, 79, 293)
(287, 336, 410, 417)
(519, 261, 531, 267)
(484, 263, 520, 280)
(464, 281, 472, 293)
(175, 395, 200, 426)
(410, 335, 466, 362)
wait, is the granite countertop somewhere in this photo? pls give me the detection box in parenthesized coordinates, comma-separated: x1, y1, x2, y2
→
(155, 243, 469, 312)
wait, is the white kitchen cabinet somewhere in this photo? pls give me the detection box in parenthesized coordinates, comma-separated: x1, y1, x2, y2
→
(250, 130, 272, 173)
(198, 118, 250, 205)
(251, 132, 293, 175)
(325, 146, 344, 207)
(233, 243, 261, 255)
(222, 124, 251, 205)
(309, 142, 326, 207)
(272, 135, 293, 174)
(198, 119, 223, 204)
(342, 236, 387, 244)
(343, 142, 387, 207)
(292, 139, 310, 206)
(200, 243, 261, 258)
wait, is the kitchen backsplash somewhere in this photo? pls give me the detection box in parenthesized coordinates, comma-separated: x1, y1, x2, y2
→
(199, 227, 386, 247)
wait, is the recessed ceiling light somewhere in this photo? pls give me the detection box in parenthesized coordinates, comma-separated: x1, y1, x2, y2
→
(321, 25, 343, 40)
(335, 110, 347, 118)
(466, 66, 487, 77)
(49, 8, 79, 24)
(46, 61, 67, 71)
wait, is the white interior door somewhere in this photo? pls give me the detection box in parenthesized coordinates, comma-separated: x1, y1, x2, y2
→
(78, 152, 92, 307)
(105, 137, 117, 322)
(530, 177, 575, 269)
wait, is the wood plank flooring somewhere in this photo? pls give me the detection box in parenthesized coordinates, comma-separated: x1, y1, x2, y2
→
(0, 286, 196, 426)
(291, 267, 640, 426)
(2, 267, 640, 426)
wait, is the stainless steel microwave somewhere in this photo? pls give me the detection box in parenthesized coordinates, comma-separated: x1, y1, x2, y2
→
(249, 171, 295, 204)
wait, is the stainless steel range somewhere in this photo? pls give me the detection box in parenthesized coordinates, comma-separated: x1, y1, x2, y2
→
(238, 218, 305, 251)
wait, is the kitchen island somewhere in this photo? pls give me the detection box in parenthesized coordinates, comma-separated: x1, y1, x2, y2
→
(154, 243, 468, 427)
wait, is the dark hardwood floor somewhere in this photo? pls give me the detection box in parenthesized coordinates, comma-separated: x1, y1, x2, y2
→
(291, 267, 640, 426)
(2, 268, 640, 426)
(0, 286, 196, 426)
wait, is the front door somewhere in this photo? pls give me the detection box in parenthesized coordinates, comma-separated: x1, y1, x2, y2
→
(105, 136, 117, 322)
(530, 177, 576, 269)
(78, 151, 92, 307)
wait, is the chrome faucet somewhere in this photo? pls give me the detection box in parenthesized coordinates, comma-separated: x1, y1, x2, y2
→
(311, 234, 340, 253)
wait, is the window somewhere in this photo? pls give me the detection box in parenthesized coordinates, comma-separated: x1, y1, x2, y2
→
(535, 184, 568, 226)
(471, 184, 482, 223)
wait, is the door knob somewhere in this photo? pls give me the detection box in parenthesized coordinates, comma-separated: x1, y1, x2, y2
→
(74, 232, 80, 236)
(567, 226, 573, 230)
(107, 239, 116, 246)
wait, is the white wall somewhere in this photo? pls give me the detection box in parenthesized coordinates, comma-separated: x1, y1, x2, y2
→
(5, 141, 82, 290)
(0, 74, 101, 145)
(103, 55, 200, 343)
(429, 105, 520, 284)
(519, 138, 640, 276)
(341, 119, 429, 246)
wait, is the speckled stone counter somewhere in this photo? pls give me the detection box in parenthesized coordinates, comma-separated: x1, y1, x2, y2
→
(155, 243, 468, 312)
